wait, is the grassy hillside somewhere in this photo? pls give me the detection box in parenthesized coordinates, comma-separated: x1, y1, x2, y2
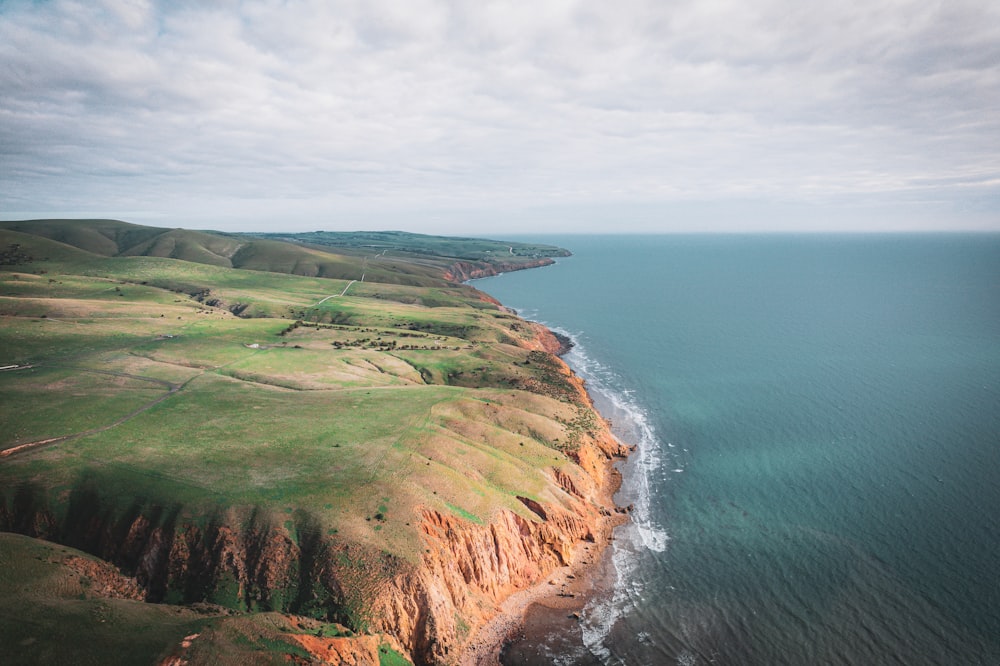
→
(0, 219, 570, 287)
(0, 532, 208, 666)
(246, 229, 570, 268)
(0, 219, 593, 663)
(0, 533, 409, 666)
(250, 229, 569, 259)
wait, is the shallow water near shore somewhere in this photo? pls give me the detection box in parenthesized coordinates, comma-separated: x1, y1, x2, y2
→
(479, 234, 1000, 665)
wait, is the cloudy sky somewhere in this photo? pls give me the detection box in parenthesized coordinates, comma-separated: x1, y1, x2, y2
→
(2, 0, 999, 234)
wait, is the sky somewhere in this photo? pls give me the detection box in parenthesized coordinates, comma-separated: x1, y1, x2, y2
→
(1, 0, 999, 234)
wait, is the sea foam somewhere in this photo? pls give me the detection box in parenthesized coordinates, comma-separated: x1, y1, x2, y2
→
(560, 334, 672, 553)
(555, 327, 677, 662)
(499, 313, 676, 661)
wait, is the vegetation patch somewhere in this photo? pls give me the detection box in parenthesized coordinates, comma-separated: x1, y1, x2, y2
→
(444, 502, 483, 525)
(379, 641, 414, 666)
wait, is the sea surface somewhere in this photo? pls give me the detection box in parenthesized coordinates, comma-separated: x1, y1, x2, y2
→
(476, 234, 1000, 666)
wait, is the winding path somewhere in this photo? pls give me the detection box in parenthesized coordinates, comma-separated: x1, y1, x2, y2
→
(315, 280, 357, 305)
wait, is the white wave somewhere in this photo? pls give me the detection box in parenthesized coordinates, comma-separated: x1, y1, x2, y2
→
(509, 321, 678, 661)
(566, 332, 673, 661)
(553, 329, 672, 554)
(579, 532, 640, 664)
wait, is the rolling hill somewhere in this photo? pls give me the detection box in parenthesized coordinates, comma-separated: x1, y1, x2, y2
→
(0, 219, 625, 665)
(0, 219, 567, 287)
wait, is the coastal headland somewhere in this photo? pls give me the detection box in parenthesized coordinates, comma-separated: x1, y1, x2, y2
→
(0, 219, 630, 665)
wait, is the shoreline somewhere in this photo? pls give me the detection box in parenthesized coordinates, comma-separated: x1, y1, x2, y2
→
(450, 282, 633, 664)
(442, 293, 634, 664)
(458, 438, 631, 665)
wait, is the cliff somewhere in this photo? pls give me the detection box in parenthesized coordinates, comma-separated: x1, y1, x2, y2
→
(1, 342, 627, 666)
(443, 258, 557, 283)
(0, 223, 625, 665)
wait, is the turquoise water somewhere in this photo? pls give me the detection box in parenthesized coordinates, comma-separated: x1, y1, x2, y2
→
(477, 234, 1000, 665)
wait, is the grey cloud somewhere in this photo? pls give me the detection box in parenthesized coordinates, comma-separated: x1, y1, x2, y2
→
(0, 0, 997, 232)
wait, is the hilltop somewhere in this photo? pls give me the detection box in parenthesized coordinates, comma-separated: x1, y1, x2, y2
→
(0, 219, 627, 665)
(0, 219, 567, 286)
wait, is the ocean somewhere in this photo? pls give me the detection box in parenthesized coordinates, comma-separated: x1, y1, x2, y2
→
(476, 234, 1000, 666)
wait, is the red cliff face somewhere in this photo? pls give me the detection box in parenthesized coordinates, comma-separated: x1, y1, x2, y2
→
(287, 633, 384, 665)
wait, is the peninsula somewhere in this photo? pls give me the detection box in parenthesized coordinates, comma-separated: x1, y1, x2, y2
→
(0, 219, 630, 665)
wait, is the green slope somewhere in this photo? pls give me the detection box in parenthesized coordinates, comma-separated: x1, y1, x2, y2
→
(0, 533, 209, 666)
(249, 229, 570, 261)
(1, 220, 570, 288)
(0, 219, 590, 664)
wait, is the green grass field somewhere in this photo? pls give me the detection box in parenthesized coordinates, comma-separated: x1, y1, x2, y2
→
(0, 220, 589, 663)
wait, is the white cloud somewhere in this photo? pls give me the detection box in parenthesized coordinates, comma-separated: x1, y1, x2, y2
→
(1, 0, 998, 232)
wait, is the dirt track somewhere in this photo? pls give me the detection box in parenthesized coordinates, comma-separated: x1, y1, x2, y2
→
(0, 365, 189, 459)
